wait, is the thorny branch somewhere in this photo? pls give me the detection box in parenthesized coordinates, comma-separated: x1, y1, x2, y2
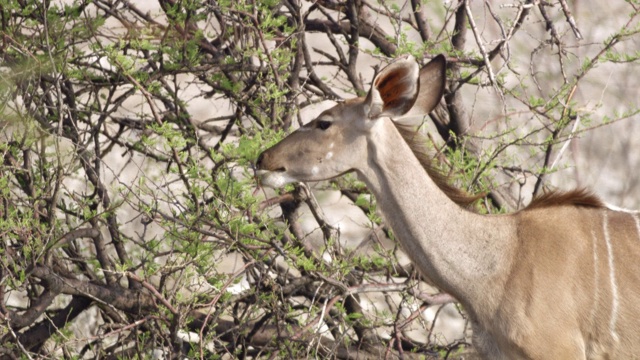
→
(0, 0, 637, 358)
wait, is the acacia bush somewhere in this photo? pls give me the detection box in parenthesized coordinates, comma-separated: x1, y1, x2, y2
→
(0, 0, 639, 358)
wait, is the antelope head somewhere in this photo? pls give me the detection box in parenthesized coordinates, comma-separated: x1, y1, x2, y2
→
(256, 55, 446, 187)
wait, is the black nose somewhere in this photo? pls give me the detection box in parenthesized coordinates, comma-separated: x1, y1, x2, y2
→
(256, 152, 265, 169)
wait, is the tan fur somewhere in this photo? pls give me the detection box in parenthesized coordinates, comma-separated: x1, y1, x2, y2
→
(256, 55, 640, 359)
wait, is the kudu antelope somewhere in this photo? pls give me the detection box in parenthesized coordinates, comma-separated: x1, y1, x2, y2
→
(255, 55, 640, 359)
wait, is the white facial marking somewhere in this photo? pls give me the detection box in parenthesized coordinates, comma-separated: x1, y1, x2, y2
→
(325, 152, 333, 160)
(602, 212, 620, 341)
(311, 166, 319, 175)
(258, 170, 298, 188)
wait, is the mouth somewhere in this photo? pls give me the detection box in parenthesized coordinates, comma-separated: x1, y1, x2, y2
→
(257, 170, 298, 188)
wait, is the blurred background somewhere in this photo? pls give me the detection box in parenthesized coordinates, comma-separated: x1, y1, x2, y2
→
(1, 0, 639, 358)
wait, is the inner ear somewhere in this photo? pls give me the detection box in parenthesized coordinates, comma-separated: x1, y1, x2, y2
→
(375, 68, 418, 115)
(366, 55, 420, 119)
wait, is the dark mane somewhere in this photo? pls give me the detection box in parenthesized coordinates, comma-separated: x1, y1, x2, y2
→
(395, 125, 605, 211)
(395, 125, 481, 207)
(525, 188, 605, 210)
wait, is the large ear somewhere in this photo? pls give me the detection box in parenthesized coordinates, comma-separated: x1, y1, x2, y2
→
(365, 55, 420, 119)
(400, 54, 446, 118)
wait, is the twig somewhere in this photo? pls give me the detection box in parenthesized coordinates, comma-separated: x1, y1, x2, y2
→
(549, 115, 580, 171)
(125, 272, 178, 315)
(345, 281, 455, 305)
(258, 193, 296, 211)
(291, 295, 341, 341)
(299, 183, 339, 242)
(464, 0, 496, 86)
(559, 0, 583, 40)
(485, 2, 510, 70)
(410, 0, 431, 42)
(198, 261, 255, 360)
(1, 318, 34, 360)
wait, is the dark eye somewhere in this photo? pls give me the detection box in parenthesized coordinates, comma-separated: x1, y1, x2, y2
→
(317, 120, 332, 130)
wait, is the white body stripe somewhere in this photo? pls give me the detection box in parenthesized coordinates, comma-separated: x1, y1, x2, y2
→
(633, 213, 640, 241)
(605, 203, 640, 213)
(590, 230, 600, 327)
(603, 212, 619, 341)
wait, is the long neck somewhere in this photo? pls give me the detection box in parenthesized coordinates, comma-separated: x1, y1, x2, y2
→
(357, 120, 516, 317)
